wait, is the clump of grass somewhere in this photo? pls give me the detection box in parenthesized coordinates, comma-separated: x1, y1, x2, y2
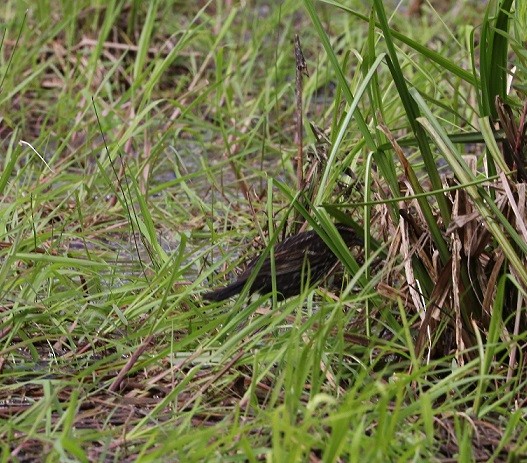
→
(1, 0, 526, 461)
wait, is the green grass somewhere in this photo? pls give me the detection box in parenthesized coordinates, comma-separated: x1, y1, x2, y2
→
(1, 0, 527, 461)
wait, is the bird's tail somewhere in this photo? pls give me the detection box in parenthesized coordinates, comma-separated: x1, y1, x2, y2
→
(202, 280, 247, 302)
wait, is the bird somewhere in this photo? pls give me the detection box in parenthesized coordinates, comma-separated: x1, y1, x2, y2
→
(203, 224, 362, 302)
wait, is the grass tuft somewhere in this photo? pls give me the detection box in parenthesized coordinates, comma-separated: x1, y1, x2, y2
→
(1, 0, 526, 461)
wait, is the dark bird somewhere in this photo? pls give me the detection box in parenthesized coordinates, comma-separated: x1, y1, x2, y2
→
(204, 224, 362, 302)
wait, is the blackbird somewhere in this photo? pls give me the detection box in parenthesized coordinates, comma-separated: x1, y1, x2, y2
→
(204, 224, 361, 301)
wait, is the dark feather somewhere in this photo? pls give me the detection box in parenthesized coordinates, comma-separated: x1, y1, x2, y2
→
(204, 224, 361, 302)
